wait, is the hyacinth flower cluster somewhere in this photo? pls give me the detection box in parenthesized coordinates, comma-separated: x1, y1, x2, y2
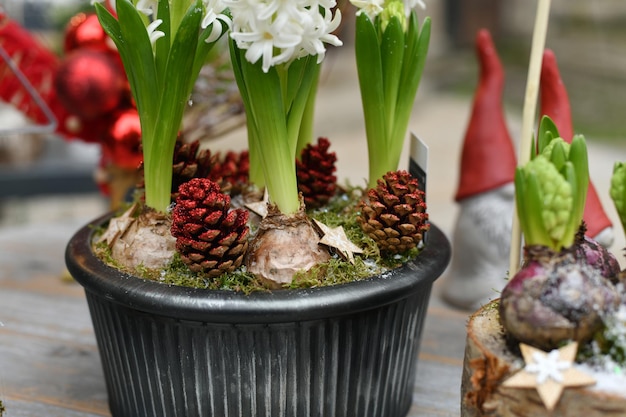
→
(351, 0, 431, 188)
(514, 116, 588, 251)
(93, 0, 231, 213)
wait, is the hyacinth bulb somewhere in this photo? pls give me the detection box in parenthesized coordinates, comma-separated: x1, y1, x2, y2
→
(576, 233, 622, 283)
(499, 249, 620, 350)
(245, 204, 331, 288)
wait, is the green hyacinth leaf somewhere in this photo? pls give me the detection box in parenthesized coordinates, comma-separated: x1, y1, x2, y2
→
(537, 115, 561, 155)
(568, 134, 589, 232)
(610, 161, 626, 234)
(515, 166, 552, 248)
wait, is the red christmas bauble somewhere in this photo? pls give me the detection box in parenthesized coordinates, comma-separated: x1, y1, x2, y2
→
(64, 13, 110, 53)
(55, 50, 126, 120)
(104, 108, 143, 170)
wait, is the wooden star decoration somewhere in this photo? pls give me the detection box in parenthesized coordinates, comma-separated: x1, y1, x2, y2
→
(244, 189, 269, 218)
(313, 219, 364, 264)
(502, 342, 596, 411)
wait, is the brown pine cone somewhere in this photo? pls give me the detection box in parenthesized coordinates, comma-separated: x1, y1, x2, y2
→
(357, 170, 429, 254)
(137, 137, 219, 199)
(171, 139, 219, 197)
(296, 137, 337, 209)
(171, 178, 250, 277)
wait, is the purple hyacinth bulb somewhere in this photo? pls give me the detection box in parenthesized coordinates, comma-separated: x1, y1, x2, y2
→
(576, 234, 622, 283)
(500, 252, 620, 350)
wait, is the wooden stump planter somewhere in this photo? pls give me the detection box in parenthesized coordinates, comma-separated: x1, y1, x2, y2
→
(65, 213, 451, 417)
(462, 300, 626, 417)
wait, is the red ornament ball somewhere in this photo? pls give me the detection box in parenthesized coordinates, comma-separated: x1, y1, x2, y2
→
(54, 50, 126, 120)
(104, 108, 143, 169)
(64, 13, 110, 53)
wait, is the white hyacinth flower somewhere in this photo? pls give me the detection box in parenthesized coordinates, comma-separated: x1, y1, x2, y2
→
(135, 0, 158, 17)
(403, 0, 426, 16)
(201, 0, 232, 43)
(351, 0, 425, 19)
(298, 6, 342, 62)
(227, 0, 343, 73)
(351, 0, 384, 20)
(146, 18, 165, 45)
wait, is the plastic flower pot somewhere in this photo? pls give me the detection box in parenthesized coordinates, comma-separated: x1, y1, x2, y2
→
(65, 213, 450, 417)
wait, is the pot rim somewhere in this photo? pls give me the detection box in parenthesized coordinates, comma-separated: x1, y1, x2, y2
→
(65, 212, 450, 323)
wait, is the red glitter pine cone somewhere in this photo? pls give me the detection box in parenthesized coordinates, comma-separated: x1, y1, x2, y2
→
(357, 170, 429, 254)
(208, 150, 250, 196)
(171, 178, 250, 277)
(296, 137, 337, 209)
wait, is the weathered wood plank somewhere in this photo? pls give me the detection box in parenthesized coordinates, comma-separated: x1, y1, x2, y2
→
(0, 330, 108, 415)
(410, 358, 462, 416)
(418, 305, 469, 362)
(0, 397, 107, 417)
(0, 287, 95, 345)
(0, 220, 110, 416)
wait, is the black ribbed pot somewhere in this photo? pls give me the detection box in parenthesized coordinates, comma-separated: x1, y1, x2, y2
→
(65, 213, 450, 417)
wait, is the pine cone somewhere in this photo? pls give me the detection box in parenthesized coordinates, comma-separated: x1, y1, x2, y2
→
(296, 137, 337, 209)
(137, 137, 219, 199)
(357, 170, 429, 254)
(207, 150, 249, 196)
(171, 178, 250, 277)
(171, 139, 219, 198)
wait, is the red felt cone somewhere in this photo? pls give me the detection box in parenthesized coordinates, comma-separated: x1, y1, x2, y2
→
(455, 29, 517, 201)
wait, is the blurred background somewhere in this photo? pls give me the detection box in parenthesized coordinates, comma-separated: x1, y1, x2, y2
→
(0, 0, 625, 250)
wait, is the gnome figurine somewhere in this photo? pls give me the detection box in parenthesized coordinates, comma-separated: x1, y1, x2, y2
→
(539, 49, 614, 247)
(441, 36, 617, 310)
(440, 29, 517, 310)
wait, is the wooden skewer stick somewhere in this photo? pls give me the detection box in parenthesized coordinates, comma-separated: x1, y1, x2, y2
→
(509, 0, 552, 276)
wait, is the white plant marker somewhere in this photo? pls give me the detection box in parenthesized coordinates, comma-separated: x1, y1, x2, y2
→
(509, 0, 553, 275)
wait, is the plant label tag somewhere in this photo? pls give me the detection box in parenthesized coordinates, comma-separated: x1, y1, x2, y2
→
(409, 133, 428, 200)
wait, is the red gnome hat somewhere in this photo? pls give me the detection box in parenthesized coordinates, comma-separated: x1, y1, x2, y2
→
(540, 49, 613, 238)
(455, 29, 517, 201)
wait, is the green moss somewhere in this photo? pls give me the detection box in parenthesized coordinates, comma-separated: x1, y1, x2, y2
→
(157, 254, 268, 293)
(289, 256, 382, 289)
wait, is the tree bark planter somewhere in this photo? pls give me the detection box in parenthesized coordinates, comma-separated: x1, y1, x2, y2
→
(461, 300, 626, 417)
(65, 213, 451, 417)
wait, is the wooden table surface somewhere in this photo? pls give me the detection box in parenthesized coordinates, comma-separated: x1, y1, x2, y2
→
(0, 217, 469, 417)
